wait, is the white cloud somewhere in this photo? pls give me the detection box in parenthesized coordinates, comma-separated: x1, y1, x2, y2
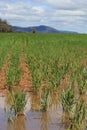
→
(0, 0, 87, 33)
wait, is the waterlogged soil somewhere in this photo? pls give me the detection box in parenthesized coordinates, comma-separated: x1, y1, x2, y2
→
(0, 93, 65, 130)
(0, 46, 65, 130)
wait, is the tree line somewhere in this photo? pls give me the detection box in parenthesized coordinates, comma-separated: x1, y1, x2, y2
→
(0, 18, 13, 32)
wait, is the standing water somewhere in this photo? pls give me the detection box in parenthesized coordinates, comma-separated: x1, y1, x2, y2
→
(0, 92, 65, 130)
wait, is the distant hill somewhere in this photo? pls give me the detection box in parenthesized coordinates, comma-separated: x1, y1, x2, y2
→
(13, 25, 77, 33)
(13, 26, 31, 32)
(13, 25, 59, 33)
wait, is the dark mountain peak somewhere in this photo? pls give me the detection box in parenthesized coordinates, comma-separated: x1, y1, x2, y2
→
(13, 25, 59, 33)
(12, 25, 77, 33)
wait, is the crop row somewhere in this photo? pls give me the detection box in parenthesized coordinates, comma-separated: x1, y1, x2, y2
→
(0, 33, 87, 130)
(0, 33, 15, 68)
(6, 36, 22, 90)
(24, 33, 87, 130)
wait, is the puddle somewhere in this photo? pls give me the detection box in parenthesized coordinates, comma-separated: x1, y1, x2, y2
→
(0, 93, 65, 130)
(0, 94, 7, 130)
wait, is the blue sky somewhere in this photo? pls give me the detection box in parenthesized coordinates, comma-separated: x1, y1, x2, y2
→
(0, 0, 87, 33)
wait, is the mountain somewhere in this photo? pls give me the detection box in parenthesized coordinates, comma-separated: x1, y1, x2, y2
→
(32, 25, 59, 33)
(13, 25, 59, 33)
(12, 25, 77, 33)
(13, 26, 31, 32)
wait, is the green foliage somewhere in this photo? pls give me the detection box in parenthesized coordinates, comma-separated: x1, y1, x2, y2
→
(13, 91, 27, 114)
(24, 33, 87, 94)
(0, 34, 14, 68)
(31, 69, 42, 92)
(6, 67, 21, 87)
(77, 67, 87, 95)
(0, 33, 87, 129)
(40, 88, 50, 111)
(7, 91, 27, 116)
(74, 100, 86, 125)
(6, 38, 22, 89)
(68, 99, 87, 130)
(61, 87, 75, 113)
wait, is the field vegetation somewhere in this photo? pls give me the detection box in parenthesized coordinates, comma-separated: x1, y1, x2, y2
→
(0, 33, 87, 130)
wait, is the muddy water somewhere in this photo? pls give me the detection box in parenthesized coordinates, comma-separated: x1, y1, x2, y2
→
(0, 93, 65, 130)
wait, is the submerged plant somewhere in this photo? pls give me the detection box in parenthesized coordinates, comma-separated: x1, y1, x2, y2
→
(74, 99, 86, 129)
(40, 88, 50, 111)
(68, 99, 87, 130)
(12, 91, 27, 115)
(5, 90, 27, 119)
(61, 87, 75, 127)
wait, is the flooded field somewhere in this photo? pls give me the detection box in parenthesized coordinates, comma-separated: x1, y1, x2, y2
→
(0, 33, 87, 130)
(0, 93, 65, 130)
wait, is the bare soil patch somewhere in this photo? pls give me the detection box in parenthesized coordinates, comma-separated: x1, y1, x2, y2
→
(19, 47, 32, 92)
(0, 54, 10, 94)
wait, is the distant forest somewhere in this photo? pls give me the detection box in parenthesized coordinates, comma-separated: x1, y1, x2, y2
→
(0, 18, 13, 32)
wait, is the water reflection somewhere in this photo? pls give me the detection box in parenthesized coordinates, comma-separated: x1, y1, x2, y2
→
(40, 112, 49, 130)
(31, 93, 41, 111)
(0, 91, 65, 130)
(7, 115, 26, 130)
(50, 90, 60, 111)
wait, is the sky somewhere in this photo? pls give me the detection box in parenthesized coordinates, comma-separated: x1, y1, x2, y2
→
(0, 0, 87, 33)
